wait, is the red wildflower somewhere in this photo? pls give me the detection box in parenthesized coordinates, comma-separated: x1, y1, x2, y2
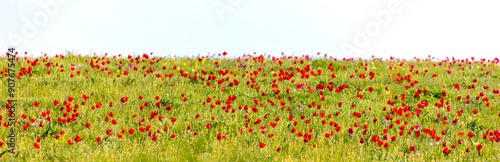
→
(443, 147, 451, 154)
(410, 146, 415, 152)
(75, 135, 82, 142)
(34, 142, 40, 149)
(259, 142, 266, 148)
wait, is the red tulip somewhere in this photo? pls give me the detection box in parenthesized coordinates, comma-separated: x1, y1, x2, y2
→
(443, 147, 451, 154)
(33, 142, 40, 149)
(410, 146, 415, 152)
(259, 142, 266, 148)
(477, 144, 483, 150)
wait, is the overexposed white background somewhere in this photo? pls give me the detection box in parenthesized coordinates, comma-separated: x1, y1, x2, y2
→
(1, 0, 499, 59)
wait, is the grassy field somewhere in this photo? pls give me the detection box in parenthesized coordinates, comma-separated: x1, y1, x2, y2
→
(1, 52, 500, 161)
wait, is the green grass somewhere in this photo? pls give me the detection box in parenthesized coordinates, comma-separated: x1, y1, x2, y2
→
(0, 53, 499, 161)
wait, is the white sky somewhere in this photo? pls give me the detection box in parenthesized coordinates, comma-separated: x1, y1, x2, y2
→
(1, 0, 499, 59)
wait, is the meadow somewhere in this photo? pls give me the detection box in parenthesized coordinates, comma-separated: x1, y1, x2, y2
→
(1, 52, 499, 161)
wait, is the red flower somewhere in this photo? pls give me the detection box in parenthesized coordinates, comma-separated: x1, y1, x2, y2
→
(68, 139, 74, 145)
(217, 133, 224, 140)
(443, 147, 451, 154)
(259, 142, 266, 148)
(85, 123, 90, 128)
(348, 127, 354, 134)
(33, 142, 40, 149)
(477, 144, 483, 150)
(171, 134, 176, 138)
(34, 101, 40, 107)
(410, 146, 415, 152)
(129, 128, 135, 134)
(467, 132, 475, 138)
(120, 97, 129, 103)
(75, 135, 82, 142)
